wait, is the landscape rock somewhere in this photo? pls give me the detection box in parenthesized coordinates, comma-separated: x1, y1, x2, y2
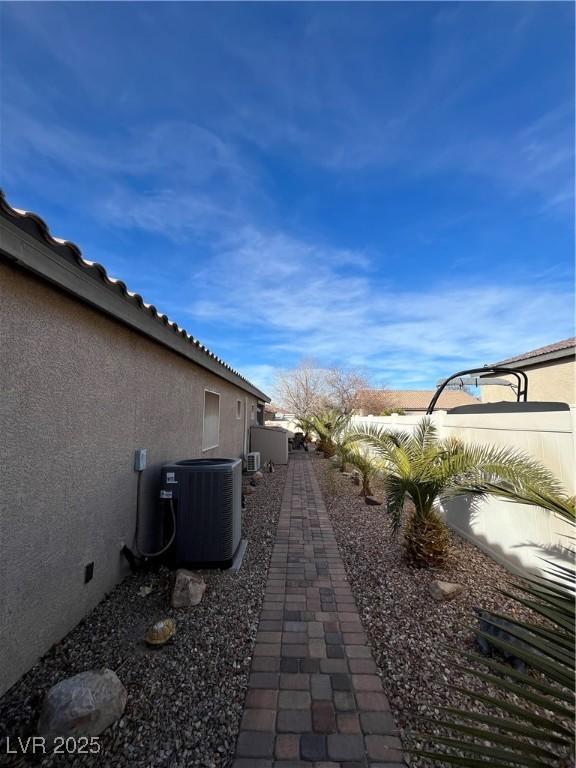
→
(253, 470, 264, 481)
(244, 484, 255, 495)
(145, 618, 176, 646)
(364, 496, 383, 506)
(1, 463, 287, 768)
(37, 669, 127, 739)
(429, 580, 464, 602)
(171, 570, 206, 608)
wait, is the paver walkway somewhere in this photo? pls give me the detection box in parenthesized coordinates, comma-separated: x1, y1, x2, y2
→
(234, 453, 404, 768)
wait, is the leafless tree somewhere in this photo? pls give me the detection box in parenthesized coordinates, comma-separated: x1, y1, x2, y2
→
(325, 368, 370, 414)
(274, 361, 372, 416)
(274, 360, 329, 416)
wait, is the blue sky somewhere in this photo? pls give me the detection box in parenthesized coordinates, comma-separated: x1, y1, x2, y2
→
(1, 1, 574, 396)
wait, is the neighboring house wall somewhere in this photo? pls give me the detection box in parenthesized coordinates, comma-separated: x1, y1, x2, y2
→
(0, 260, 259, 695)
(481, 359, 576, 404)
(350, 410, 575, 578)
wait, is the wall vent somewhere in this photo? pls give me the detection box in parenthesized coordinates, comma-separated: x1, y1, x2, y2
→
(246, 451, 260, 472)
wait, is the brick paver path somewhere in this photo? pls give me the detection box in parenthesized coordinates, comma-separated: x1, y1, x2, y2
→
(234, 453, 404, 767)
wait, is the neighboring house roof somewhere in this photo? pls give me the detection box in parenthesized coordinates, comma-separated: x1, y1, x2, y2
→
(0, 190, 269, 401)
(490, 338, 576, 369)
(357, 389, 478, 412)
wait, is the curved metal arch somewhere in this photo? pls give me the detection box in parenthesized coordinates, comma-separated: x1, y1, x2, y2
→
(426, 366, 528, 415)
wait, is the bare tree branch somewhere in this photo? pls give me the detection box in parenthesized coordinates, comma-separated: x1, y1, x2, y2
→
(274, 360, 373, 416)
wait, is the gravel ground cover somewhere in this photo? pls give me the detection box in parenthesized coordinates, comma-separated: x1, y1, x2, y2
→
(313, 455, 567, 767)
(0, 465, 286, 768)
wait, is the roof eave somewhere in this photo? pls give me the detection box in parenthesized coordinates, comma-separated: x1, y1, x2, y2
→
(0, 205, 269, 402)
(489, 347, 576, 370)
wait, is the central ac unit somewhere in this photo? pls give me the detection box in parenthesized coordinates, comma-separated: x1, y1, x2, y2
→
(246, 451, 260, 472)
(159, 457, 242, 568)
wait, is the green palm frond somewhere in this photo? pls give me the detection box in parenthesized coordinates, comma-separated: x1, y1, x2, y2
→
(457, 481, 576, 522)
(347, 416, 571, 568)
(414, 562, 575, 767)
(342, 443, 379, 496)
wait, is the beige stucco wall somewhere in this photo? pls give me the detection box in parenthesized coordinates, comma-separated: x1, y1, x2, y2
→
(481, 359, 575, 404)
(0, 260, 258, 695)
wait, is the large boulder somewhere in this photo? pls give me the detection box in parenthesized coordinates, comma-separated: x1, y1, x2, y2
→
(171, 569, 206, 608)
(38, 669, 126, 739)
(429, 580, 464, 602)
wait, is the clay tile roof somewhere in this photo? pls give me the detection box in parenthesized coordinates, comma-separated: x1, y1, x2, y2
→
(0, 190, 269, 401)
(358, 389, 478, 412)
(493, 338, 575, 366)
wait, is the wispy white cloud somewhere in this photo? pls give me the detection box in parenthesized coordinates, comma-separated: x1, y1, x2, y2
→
(2, 0, 572, 398)
(184, 226, 574, 389)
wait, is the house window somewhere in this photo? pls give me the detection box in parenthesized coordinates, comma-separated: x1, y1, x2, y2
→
(236, 399, 242, 420)
(203, 390, 220, 450)
(251, 404, 255, 421)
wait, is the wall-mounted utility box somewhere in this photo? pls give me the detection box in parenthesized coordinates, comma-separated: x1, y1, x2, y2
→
(134, 448, 147, 471)
(250, 425, 289, 465)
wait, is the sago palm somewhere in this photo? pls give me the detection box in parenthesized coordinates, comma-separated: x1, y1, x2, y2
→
(349, 418, 563, 566)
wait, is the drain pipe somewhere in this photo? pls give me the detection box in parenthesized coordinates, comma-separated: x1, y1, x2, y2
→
(243, 396, 250, 462)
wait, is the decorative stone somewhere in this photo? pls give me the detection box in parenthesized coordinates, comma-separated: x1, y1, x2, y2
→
(364, 496, 383, 506)
(171, 570, 206, 608)
(37, 669, 127, 739)
(145, 618, 176, 646)
(351, 473, 361, 486)
(429, 580, 464, 602)
(253, 470, 264, 481)
(244, 484, 255, 495)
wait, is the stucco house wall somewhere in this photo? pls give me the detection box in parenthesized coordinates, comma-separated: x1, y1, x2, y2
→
(481, 359, 575, 404)
(0, 257, 261, 695)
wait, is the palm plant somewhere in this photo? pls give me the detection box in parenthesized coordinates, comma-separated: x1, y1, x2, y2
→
(292, 414, 315, 444)
(461, 481, 575, 523)
(310, 409, 351, 458)
(341, 443, 379, 496)
(333, 429, 358, 472)
(413, 487, 575, 767)
(349, 418, 563, 567)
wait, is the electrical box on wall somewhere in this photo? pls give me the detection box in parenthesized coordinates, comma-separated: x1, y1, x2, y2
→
(134, 448, 147, 472)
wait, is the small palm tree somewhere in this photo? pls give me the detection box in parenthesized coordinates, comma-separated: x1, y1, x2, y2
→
(310, 409, 351, 458)
(349, 418, 563, 567)
(341, 443, 378, 496)
(292, 415, 315, 444)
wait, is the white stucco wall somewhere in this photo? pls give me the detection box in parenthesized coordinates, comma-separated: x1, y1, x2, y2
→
(0, 260, 259, 694)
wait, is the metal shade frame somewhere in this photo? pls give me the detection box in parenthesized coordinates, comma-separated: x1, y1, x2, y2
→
(426, 366, 528, 415)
